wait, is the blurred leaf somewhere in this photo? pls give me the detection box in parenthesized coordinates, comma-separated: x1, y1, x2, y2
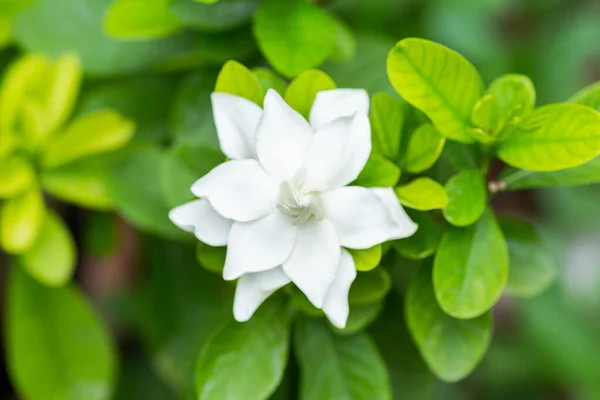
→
(170, 0, 258, 32)
(354, 154, 401, 188)
(0, 185, 45, 254)
(395, 177, 448, 211)
(433, 208, 508, 319)
(570, 81, 600, 110)
(112, 350, 178, 400)
(253, 0, 336, 78)
(6, 267, 117, 400)
(404, 123, 445, 173)
(294, 317, 391, 400)
(252, 67, 286, 96)
(195, 241, 226, 274)
(83, 213, 118, 258)
(215, 59, 264, 106)
(0, 0, 35, 19)
(329, 17, 356, 62)
(497, 104, 600, 171)
(387, 38, 482, 143)
(349, 245, 382, 272)
(500, 218, 556, 298)
(406, 265, 492, 382)
(442, 170, 486, 227)
(0, 19, 10, 48)
(334, 301, 383, 336)
(0, 154, 35, 198)
(392, 210, 441, 260)
(195, 298, 291, 400)
(349, 268, 391, 305)
(42, 110, 134, 169)
(284, 69, 335, 119)
(18, 210, 75, 286)
(103, 0, 181, 39)
(370, 92, 403, 161)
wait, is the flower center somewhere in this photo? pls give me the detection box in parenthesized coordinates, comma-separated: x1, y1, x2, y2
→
(277, 180, 325, 226)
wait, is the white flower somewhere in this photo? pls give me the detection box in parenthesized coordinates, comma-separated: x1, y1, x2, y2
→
(169, 88, 417, 328)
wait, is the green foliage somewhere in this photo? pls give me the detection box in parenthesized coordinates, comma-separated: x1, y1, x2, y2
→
(404, 123, 445, 173)
(349, 245, 382, 272)
(196, 241, 226, 273)
(354, 154, 401, 188)
(215, 60, 264, 105)
(170, 0, 258, 33)
(104, 0, 182, 40)
(370, 92, 403, 160)
(349, 268, 391, 305)
(570, 81, 600, 110)
(395, 177, 448, 211)
(284, 69, 335, 118)
(442, 170, 486, 227)
(252, 67, 286, 95)
(393, 210, 441, 260)
(0, 186, 45, 254)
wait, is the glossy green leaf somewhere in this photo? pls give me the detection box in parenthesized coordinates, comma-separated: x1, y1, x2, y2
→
(294, 318, 391, 400)
(0, 186, 45, 254)
(349, 245, 382, 272)
(387, 38, 482, 143)
(370, 92, 403, 160)
(404, 123, 446, 173)
(42, 110, 135, 169)
(253, 0, 336, 78)
(6, 267, 117, 400)
(570, 81, 600, 110)
(349, 268, 391, 305)
(334, 301, 383, 336)
(195, 299, 291, 400)
(353, 154, 401, 188)
(500, 218, 556, 298)
(196, 241, 226, 274)
(0, 154, 35, 198)
(18, 210, 75, 286)
(395, 177, 448, 211)
(252, 67, 287, 96)
(284, 69, 335, 119)
(433, 208, 508, 319)
(170, 0, 258, 32)
(499, 158, 600, 190)
(442, 170, 486, 227)
(406, 266, 492, 382)
(393, 210, 441, 260)
(497, 103, 600, 171)
(215, 60, 264, 106)
(104, 0, 182, 39)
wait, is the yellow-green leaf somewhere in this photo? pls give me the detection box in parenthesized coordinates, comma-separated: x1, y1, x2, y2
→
(349, 245, 382, 272)
(570, 81, 600, 110)
(395, 177, 448, 211)
(103, 0, 182, 39)
(0, 186, 45, 254)
(284, 69, 335, 119)
(442, 170, 486, 227)
(353, 154, 401, 188)
(387, 38, 482, 143)
(370, 92, 403, 160)
(0, 154, 35, 198)
(0, 18, 11, 48)
(404, 123, 446, 173)
(252, 67, 287, 96)
(215, 60, 264, 106)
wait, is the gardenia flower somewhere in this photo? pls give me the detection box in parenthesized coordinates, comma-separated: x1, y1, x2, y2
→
(169, 88, 417, 328)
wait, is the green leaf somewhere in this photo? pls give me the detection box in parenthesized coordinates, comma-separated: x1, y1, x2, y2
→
(0, 0, 35, 19)
(284, 69, 335, 119)
(370, 92, 403, 160)
(496, 103, 600, 171)
(500, 218, 556, 298)
(353, 154, 401, 188)
(334, 301, 383, 336)
(404, 123, 446, 173)
(392, 210, 441, 260)
(0, 186, 45, 254)
(195, 299, 291, 400)
(104, 0, 182, 39)
(329, 17, 356, 62)
(42, 110, 135, 169)
(215, 60, 264, 106)
(395, 177, 448, 211)
(406, 265, 492, 382)
(6, 267, 117, 400)
(442, 170, 486, 227)
(294, 317, 391, 400)
(196, 241, 226, 274)
(569, 81, 600, 110)
(112, 350, 178, 400)
(499, 158, 600, 190)
(170, 0, 258, 33)
(252, 67, 287, 96)
(349, 268, 391, 306)
(349, 245, 382, 272)
(0, 154, 35, 198)
(433, 208, 508, 319)
(18, 210, 75, 286)
(387, 38, 483, 143)
(253, 0, 337, 78)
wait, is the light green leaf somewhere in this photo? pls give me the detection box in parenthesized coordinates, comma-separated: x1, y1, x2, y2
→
(284, 69, 335, 119)
(499, 158, 600, 190)
(252, 67, 287, 96)
(349, 268, 391, 305)
(170, 0, 257, 32)
(433, 208, 508, 319)
(104, 0, 182, 39)
(0, 154, 35, 198)
(404, 123, 446, 173)
(349, 245, 382, 272)
(353, 154, 401, 188)
(6, 267, 117, 400)
(0, 186, 45, 254)
(0, 19, 11, 48)
(500, 218, 556, 298)
(392, 210, 441, 260)
(395, 177, 448, 211)
(406, 265, 492, 382)
(387, 38, 483, 143)
(196, 241, 226, 274)
(329, 17, 356, 62)
(497, 103, 600, 171)
(370, 92, 403, 160)
(195, 299, 291, 400)
(18, 210, 75, 286)
(334, 301, 383, 336)
(42, 110, 135, 169)
(294, 317, 391, 400)
(0, 0, 35, 19)
(253, 0, 336, 78)
(442, 170, 486, 227)
(570, 81, 600, 110)
(215, 60, 264, 106)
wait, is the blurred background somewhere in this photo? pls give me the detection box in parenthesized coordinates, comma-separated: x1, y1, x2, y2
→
(1, 0, 599, 399)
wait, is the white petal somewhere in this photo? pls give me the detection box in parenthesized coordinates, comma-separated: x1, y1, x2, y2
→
(321, 186, 417, 249)
(282, 219, 339, 308)
(191, 159, 278, 222)
(309, 89, 370, 130)
(370, 187, 419, 239)
(168, 199, 232, 246)
(256, 89, 313, 181)
(233, 267, 291, 322)
(223, 211, 297, 281)
(303, 113, 371, 191)
(322, 249, 357, 329)
(211, 92, 262, 160)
